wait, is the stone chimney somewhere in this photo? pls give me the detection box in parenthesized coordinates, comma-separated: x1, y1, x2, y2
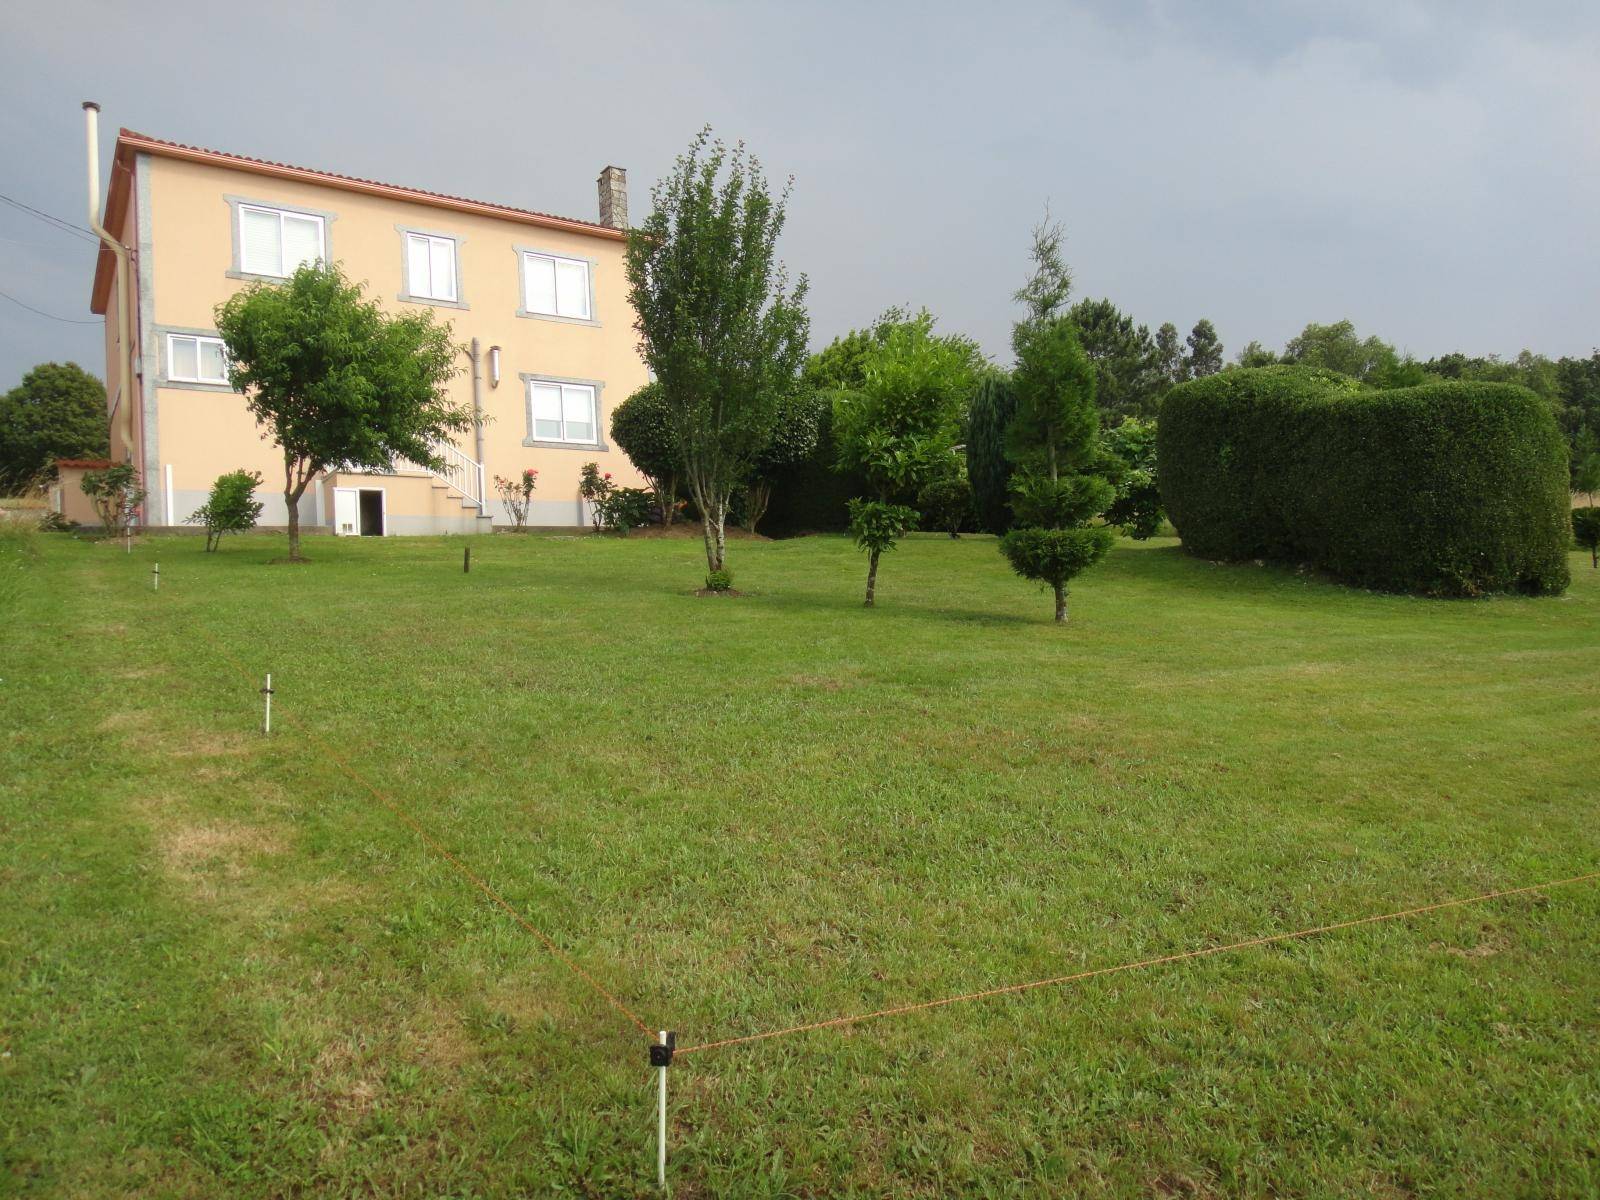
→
(597, 165, 628, 230)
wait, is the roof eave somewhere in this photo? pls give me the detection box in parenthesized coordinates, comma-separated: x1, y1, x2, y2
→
(116, 129, 626, 243)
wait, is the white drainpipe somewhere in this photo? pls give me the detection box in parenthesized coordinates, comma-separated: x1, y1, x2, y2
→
(469, 337, 486, 512)
(82, 101, 137, 471)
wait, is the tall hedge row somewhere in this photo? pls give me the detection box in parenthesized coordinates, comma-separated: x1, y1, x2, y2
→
(1157, 367, 1571, 596)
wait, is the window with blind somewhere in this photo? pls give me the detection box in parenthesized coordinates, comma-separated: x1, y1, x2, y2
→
(521, 251, 591, 320)
(405, 233, 457, 302)
(527, 380, 598, 444)
(238, 204, 325, 277)
(167, 334, 229, 384)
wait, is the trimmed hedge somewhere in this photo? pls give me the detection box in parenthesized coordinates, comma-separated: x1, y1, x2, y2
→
(1158, 367, 1571, 596)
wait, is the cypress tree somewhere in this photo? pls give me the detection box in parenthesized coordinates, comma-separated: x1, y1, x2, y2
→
(965, 371, 1017, 534)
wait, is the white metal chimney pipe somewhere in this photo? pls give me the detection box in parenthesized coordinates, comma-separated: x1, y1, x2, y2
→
(82, 101, 136, 463)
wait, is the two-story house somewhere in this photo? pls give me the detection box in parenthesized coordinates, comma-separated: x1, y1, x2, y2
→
(84, 120, 648, 534)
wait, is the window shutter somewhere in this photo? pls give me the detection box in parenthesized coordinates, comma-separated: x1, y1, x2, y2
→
(282, 214, 323, 272)
(562, 385, 596, 443)
(429, 238, 456, 301)
(199, 339, 227, 383)
(554, 258, 589, 319)
(239, 208, 282, 275)
(170, 336, 198, 380)
(530, 382, 563, 440)
(524, 254, 556, 314)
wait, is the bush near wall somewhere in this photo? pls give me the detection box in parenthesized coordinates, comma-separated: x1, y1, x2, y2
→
(1158, 367, 1571, 596)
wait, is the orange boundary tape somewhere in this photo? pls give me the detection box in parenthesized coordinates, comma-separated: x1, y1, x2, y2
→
(674, 871, 1600, 1056)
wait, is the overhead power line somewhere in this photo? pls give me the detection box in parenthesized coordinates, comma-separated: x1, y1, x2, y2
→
(0, 287, 100, 325)
(0, 192, 100, 244)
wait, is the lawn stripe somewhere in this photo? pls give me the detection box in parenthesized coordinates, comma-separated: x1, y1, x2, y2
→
(188, 617, 656, 1040)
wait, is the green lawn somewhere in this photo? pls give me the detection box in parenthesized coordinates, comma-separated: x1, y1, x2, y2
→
(4, 527, 1598, 1197)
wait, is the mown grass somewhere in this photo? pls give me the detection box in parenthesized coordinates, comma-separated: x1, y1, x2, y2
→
(3, 529, 1597, 1197)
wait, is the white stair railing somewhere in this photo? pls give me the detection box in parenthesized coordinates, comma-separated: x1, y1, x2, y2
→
(396, 442, 486, 513)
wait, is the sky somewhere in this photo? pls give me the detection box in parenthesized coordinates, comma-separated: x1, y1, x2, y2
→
(1, 0, 1597, 388)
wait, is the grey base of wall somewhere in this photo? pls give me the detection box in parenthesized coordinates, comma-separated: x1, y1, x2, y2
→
(157, 489, 591, 534)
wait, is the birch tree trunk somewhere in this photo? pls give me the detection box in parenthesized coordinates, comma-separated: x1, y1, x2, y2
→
(699, 490, 727, 574)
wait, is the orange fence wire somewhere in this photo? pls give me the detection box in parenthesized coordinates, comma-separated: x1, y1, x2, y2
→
(674, 871, 1600, 1056)
(170, 576, 1597, 1063)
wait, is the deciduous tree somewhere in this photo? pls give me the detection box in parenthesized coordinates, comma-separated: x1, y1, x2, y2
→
(1573, 507, 1600, 568)
(215, 263, 467, 562)
(835, 314, 973, 605)
(1282, 319, 1397, 384)
(186, 469, 265, 551)
(1101, 417, 1163, 539)
(79, 463, 144, 539)
(625, 127, 810, 582)
(1235, 340, 1279, 368)
(0, 362, 107, 489)
(1184, 319, 1224, 379)
(918, 462, 974, 538)
(1154, 322, 1187, 386)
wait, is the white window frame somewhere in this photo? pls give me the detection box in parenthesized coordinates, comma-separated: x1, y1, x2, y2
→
(518, 249, 593, 321)
(237, 203, 326, 278)
(526, 379, 599, 445)
(166, 333, 230, 385)
(404, 231, 459, 303)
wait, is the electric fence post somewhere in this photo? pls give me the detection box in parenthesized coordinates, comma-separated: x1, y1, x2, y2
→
(651, 1030, 675, 1190)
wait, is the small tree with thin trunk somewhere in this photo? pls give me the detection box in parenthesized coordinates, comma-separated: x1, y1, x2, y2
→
(626, 127, 810, 584)
(186, 469, 264, 551)
(80, 463, 144, 539)
(215, 263, 468, 562)
(998, 217, 1114, 623)
(918, 463, 973, 538)
(835, 314, 973, 606)
(1574, 507, 1600, 568)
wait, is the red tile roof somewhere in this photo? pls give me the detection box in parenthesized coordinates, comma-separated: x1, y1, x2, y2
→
(92, 128, 624, 313)
(119, 129, 623, 239)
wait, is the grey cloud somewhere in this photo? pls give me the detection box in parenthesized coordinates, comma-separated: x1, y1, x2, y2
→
(2, 0, 1596, 390)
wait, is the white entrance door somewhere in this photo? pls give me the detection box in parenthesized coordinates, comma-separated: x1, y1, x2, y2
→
(333, 487, 360, 536)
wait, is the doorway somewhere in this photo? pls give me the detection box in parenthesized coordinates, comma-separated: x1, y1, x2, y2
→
(358, 489, 384, 536)
(333, 487, 386, 536)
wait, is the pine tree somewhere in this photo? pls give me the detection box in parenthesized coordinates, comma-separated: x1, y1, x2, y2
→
(1067, 298, 1163, 420)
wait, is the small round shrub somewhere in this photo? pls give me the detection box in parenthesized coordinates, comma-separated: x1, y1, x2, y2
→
(704, 568, 734, 592)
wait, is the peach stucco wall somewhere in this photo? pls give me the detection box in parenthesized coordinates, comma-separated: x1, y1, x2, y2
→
(103, 191, 138, 468)
(139, 152, 647, 528)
